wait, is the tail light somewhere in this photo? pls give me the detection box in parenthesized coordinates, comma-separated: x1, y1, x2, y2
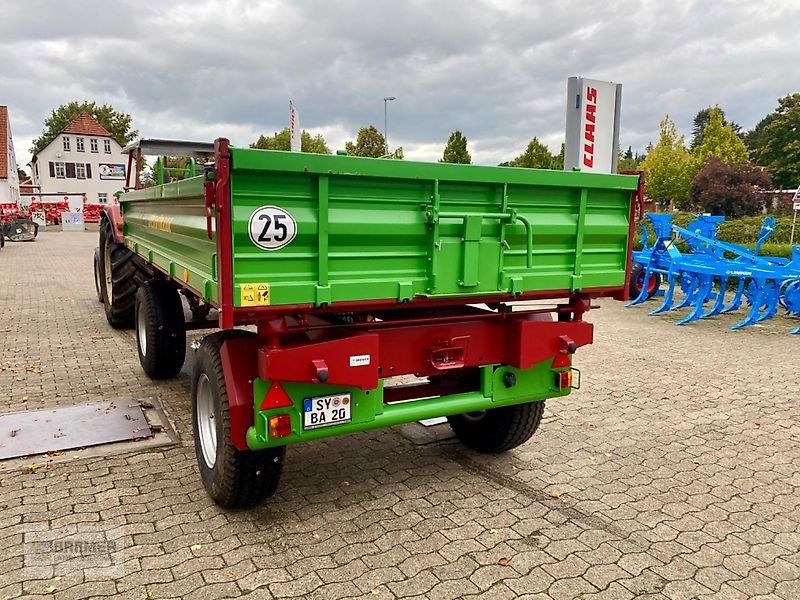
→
(268, 414, 292, 438)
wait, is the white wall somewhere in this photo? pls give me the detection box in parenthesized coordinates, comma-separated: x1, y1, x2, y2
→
(0, 116, 20, 205)
(32, 134, 128, 204)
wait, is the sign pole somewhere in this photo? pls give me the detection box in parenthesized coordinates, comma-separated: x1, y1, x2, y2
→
(289, 101, 300, 152)
(791, 187, 800, 247)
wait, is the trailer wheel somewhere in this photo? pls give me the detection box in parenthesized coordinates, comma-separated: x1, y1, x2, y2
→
(448, 400, 545, 454)
(192, 331, 285, 509)
(135, 280, 186, 379)
(93, 247, 103, 302)
(99, 216, 149, 328)
(629, 264, 660, 299)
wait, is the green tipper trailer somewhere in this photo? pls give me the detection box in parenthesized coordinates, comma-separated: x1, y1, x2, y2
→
(97, 138, 640, 508)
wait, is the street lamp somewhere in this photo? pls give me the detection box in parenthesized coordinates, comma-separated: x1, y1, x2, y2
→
(383, 96, 396, 155)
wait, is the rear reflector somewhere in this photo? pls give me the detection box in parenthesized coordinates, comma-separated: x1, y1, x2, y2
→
(260, 381, 293, 410)
(268, 414, 292, 438)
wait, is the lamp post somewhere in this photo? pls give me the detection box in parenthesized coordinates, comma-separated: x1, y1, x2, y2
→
(383, 96, 396, 155)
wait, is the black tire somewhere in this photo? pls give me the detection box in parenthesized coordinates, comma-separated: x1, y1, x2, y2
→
(629, 263, 661, 299)
(135, 280, 187, 379)
(93, 247, 103, 302)
(99, 216, 149, 328)
(192, 331, 285, 509)
(448, 400, 545, 454)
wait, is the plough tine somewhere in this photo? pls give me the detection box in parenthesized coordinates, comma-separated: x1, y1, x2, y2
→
(676, 276, 714, 325)
(757, 283, 780, 322)
(721, 278, 746, 313)
(702, 277, 728, 318)
(650, 273, 678, 315)
(675, 274, 700, 310)
(732, 286, 765, 329)
(626, 266, 655, 307)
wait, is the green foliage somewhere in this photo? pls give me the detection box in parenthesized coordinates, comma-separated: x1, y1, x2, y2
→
(441, 130, 472, 164)
(250, 128, 331, 154)
(689, 157, 772, 217)
(502, 137, 558, 169)
(692, 108, 749, 167)
(640, 116, 694, 209)
(30, 101, 137, 156)
(344, 126, 387, 158)
(617, 146, 638, 171)
(691, 106, 741, 150)
(552, 142, 565, 170)
(747, 93, 800, 188)
(17, 167, 27, 180)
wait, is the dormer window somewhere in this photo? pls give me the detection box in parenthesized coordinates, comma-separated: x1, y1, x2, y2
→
(63, 137, 71, 151)
(76, 137, 85, 152)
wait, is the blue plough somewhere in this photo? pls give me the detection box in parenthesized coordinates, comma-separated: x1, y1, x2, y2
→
(627, 213, 800, 334)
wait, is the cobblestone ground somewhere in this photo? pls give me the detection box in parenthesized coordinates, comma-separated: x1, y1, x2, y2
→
(1, 231, 798, 600)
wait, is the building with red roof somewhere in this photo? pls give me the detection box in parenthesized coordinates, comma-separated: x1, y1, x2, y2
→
(0, 105, 21, 205)
(29, 111, 128, 206)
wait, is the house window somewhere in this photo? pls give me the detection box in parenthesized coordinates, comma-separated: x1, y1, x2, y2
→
(55, 162, 66, 178)
(104, 139, 112, 154)
(76, 163, 86, 179)
(76, 137, 85, 152)
(90, 138, 98, 153)
(63, 137, 71, 151)
(98, 193, 108, 204)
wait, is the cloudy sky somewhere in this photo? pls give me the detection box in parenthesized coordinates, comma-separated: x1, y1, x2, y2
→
(2, 0, 798, 169)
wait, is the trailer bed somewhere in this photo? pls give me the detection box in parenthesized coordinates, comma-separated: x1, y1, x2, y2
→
(120, 142, 638, 323)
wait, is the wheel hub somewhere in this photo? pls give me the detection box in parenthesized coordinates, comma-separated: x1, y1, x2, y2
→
(103, 242, 113, 302)
(136, 301, 147, 356)
(196, 373, 217, 469)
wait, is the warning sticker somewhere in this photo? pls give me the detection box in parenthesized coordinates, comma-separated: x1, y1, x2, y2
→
(240, 282, 271, 306)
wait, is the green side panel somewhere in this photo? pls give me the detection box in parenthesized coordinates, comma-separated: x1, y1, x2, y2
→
(247, 359, 569, 450)
(229, 148, 637, 308)
(119, 176, 219, 302)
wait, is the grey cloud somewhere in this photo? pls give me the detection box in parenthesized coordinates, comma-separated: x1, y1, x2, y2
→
(2, 0, 798, 166)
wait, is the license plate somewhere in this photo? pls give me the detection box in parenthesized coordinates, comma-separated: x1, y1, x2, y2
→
(303, 393, 351, 430)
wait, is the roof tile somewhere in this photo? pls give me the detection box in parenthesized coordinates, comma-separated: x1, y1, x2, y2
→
(61, 111, 113, 137)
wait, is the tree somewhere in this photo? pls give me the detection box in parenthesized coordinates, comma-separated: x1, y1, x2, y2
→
(17, 167, 28, 181)
(690, 157, 772, 217)
(504, 137, 555, 169)
(617, 146, 639, 171)
(250, 128, 331, 154)
(640, 116, 694, 209)
(551, 142, 565, 170)
(30, 101, 137, 156)
(747, 93, 800, 188)
(441, 130, 471, 164)
(691, 106, 741, 150)
(344, 126, 387, 158)
(693, 107, 749, 166)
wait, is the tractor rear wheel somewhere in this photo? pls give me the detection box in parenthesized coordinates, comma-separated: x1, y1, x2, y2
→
(135, 280, 186, 379)
(192, 331, 286, 509)
(93, 247, 103, 302)
(99, 216, 149, 328)
(448, 400, 545, 454)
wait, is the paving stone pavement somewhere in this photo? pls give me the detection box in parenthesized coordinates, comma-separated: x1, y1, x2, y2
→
(0, 231, 798, 600)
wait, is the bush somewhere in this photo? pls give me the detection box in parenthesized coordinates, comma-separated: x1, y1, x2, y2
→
(633, 212, 796, 252)
(689, 158, 772, 217)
